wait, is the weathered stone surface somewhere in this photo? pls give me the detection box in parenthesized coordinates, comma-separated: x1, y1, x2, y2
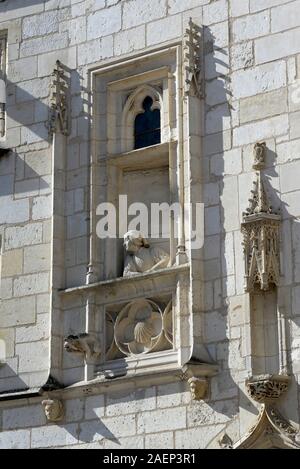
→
(255, 28, 300, 64)
(239, 88, 288, 124)
(138, 407, 186, 434)
(147, 14, 182, 46)
(123, 0, 166, 29)
(22, 11, 59, 39)
(231, 61, 286, 99)
(4, 223, 43, 250)
(232, 11, 269, 43)
(87, 4, 121, 40)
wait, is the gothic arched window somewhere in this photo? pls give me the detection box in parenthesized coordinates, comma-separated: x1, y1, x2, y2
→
(134, 96, 161, 150)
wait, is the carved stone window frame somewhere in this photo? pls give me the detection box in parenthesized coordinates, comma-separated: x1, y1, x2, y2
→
(56, 31, 218, 399)
(108, 72, 167, 154)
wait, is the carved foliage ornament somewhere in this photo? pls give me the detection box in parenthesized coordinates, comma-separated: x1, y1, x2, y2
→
(49, 60, 70, 136)
(183, 18, 203, 99)
(106, 299, 173, 359)
(242, 142, 280, 292)
(246, 374, 290, 404)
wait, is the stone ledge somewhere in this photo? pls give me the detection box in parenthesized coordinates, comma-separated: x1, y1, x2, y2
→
(55, 359, 218, 401)
(60, 264, 190, 297)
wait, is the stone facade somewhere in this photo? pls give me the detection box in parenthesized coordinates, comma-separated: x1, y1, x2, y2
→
(0, 0, 300, 450)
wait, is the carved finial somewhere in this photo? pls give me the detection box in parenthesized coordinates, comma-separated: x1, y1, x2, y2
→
(243, 173, 273, 217)
(253, 142, 266, 170)
(49, 60, 70, 137)
(183, 18, 203, 99)
(42, 399, 64, 422)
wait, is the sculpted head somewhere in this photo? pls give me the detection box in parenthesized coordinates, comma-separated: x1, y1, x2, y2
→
(42, 399, 64, 422)
(123, 230, 149, 254)
(188, 377, 208, 401)
(64, 335, 81, 353)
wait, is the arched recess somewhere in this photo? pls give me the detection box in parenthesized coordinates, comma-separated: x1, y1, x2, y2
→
(121, 84, 163, 153)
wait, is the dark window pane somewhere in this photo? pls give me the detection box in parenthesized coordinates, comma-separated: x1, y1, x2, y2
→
(134, 96, 161, 150)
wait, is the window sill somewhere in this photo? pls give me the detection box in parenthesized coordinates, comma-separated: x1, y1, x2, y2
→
(60, 264, 189, 298)
(107, 141, 177, 171)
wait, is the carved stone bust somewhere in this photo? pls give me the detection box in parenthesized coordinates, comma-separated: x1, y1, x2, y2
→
(64, 333, 101, 360)
(188, 377, 208, 400)
(123, 230, 170, 276)
(42, 399, 64, 422)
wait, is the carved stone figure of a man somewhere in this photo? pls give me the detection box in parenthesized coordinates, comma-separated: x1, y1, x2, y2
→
(123, 230, 170, 276)
(42, 399, 64, 422)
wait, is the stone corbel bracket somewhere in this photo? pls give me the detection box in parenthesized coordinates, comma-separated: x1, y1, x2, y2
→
(183, 18, 203, 99)
(181, 361, 216, 400)
(64, 333, 101, 362)
(48, 60, 70, 137)
(246, 374, 290, 404)
(241, 142, 281, 293)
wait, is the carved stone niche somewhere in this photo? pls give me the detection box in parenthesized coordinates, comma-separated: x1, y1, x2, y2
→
(64, 333, 101, 361)
(242, 142, 281, 293)
(42, 399, 64, 422)
(246, 374, 290, 404)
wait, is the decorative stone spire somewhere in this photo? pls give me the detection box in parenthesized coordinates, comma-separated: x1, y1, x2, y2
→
(183, 18, 203, 99)
(241, 142, 281, 292)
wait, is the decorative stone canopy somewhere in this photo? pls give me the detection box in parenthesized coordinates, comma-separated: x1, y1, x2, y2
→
(242, 142, 281, 292)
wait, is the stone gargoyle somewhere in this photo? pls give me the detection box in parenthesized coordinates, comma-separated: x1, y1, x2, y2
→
(123, 230, 170, 276)
(64, 333, 101, 360)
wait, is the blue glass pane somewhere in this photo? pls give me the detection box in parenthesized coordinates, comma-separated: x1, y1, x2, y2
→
(134, 96, 161, 149)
